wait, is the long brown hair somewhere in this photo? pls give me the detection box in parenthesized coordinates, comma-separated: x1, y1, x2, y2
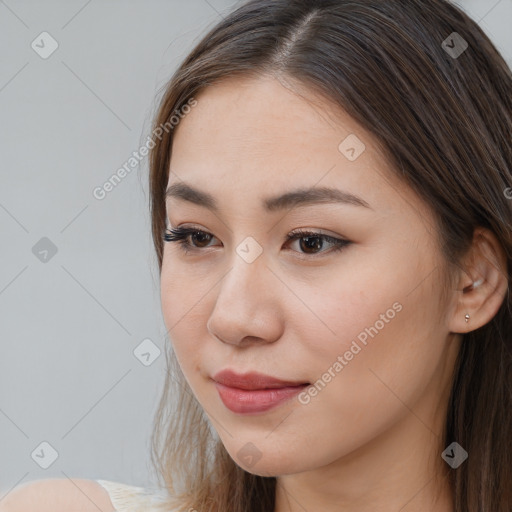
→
(148, 1, 512, 510)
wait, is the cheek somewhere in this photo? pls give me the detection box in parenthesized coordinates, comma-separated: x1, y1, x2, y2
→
(301, 260, 445, 410)
(289, 282, 397, 389)
(160, 261, 207, 371)
(295, 242, 445, 390)
(160, 248, 207, 328)
(277, 265, 447, 466)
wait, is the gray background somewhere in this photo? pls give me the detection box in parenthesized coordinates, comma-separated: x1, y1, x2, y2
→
(0, 0, 510, 495)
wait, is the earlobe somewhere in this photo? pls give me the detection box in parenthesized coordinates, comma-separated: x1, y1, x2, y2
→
(448, 228, 508, 334)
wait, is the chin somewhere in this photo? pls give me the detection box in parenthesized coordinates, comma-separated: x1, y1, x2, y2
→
(222, 439, 315, 477)
(235, 458, 297, 477)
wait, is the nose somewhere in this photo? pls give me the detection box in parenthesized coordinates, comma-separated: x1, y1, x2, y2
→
(206, 254, 283, 348)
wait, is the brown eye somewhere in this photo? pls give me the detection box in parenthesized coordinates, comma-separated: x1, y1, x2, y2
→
(297, 235, 324, 254)
(188, 231, 214, 248)
(285, 230, 351, 257)
(163, 227, 218, 252)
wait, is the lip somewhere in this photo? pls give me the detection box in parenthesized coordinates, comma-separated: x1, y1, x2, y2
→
(212, 369, 310, 414)
(212, 369, 309, 390)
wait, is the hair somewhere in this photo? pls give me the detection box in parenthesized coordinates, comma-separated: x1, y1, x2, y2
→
(147, 1, 512, 511)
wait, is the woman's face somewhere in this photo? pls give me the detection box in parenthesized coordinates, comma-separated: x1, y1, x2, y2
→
(160, 75, 461, 477)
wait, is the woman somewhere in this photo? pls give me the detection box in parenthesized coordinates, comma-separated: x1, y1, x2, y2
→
(3, 0, 511, 511)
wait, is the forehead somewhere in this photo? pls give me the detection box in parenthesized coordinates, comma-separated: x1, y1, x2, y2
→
(167, 75, 414, 218)
(172, 75, 367, 157)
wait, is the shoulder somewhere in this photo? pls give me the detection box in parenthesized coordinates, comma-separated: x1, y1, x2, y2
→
(0, 478, 115, 511)
(94, 479, 170, 511)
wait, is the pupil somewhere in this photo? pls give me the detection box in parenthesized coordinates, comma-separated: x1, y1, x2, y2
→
(193, 232, 211, 247)
(301, 236, 322, 253)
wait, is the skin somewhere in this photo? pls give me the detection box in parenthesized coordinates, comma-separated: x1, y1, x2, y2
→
(160, 75, 507, 512)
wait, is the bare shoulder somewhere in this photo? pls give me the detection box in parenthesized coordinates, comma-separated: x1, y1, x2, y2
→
(0, 478, 115, 512)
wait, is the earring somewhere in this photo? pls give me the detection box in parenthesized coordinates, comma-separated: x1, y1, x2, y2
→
(465, 313, 470, 323)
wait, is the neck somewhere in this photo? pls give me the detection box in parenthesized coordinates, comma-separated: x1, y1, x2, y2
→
(274, 410, 455, 512)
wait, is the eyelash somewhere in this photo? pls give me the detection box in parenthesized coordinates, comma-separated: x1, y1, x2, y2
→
(162, 226, 351, 258)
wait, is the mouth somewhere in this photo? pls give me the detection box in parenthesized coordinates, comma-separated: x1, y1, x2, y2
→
(212, 369, 310, 390)
(211, 369, 310, 414)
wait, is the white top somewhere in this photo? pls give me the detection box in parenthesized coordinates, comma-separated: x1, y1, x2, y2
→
(95, 479, 173, 512)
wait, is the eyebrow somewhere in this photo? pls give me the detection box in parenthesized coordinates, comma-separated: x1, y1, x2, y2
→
(165, 182, 372, 212)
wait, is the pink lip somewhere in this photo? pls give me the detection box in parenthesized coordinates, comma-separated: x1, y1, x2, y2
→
(212, 369, 309, 414)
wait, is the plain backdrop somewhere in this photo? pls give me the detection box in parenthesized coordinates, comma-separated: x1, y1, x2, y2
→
(0, 0, 511, 495)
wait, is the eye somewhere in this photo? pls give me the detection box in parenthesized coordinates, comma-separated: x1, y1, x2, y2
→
(163, 226, 351, 257)
(284, 229, 351, 257)
(163, 226, 218, 254)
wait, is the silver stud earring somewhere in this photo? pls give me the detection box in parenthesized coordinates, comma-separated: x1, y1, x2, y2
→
(465, 313, 470, 323)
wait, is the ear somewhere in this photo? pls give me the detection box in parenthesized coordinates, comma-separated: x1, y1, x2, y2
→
(448, 227, 509, 334)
